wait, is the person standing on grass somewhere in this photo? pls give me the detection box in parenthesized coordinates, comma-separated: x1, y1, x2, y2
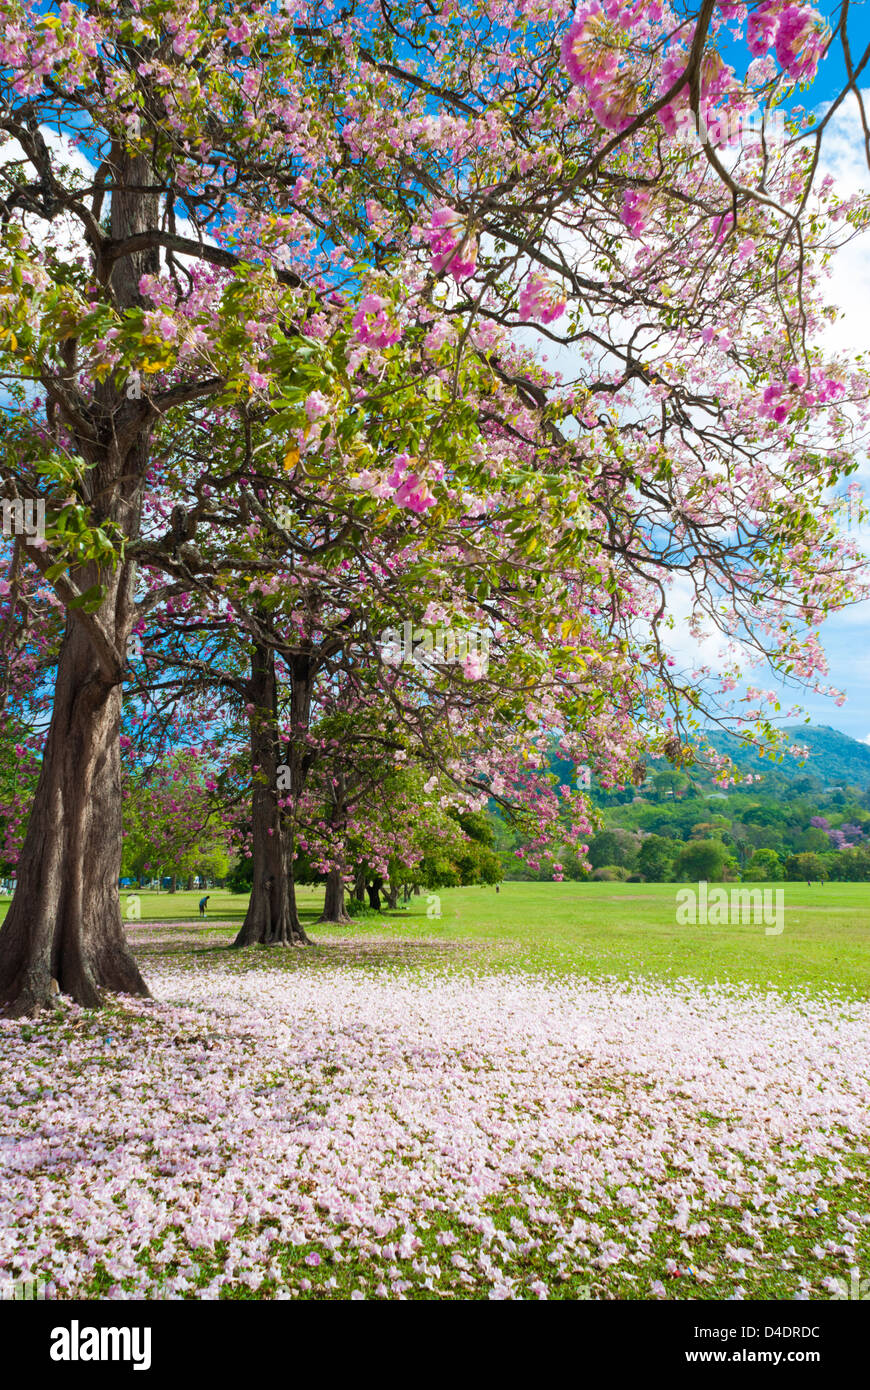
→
(199, 895, 210, 919)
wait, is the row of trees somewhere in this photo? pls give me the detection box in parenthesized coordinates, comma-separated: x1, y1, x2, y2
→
(1, 1, 869, 1012)
(574, 836, 870, 883)
(577, 840, 870, 883)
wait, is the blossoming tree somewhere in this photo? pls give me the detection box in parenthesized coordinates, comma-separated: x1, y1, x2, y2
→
(0, 0, 868, 1015)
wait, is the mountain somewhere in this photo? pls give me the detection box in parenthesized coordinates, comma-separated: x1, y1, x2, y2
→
(547, 726, 870, 798)
(703, 725, 870, 791)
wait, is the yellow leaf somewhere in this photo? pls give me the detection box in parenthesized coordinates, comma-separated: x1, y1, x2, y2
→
(284, 448, 300, 471)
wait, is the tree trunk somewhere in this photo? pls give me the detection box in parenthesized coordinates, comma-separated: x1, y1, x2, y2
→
(385, 883, 399, 910)
(366, 878, 382, 911)
(0, 591, 148, 1016)
(282, 651, 318, 940)
(352, 866, 366, 903)
(282, 820, 311, 942)
(0, 149, 159, 1017)
(234, 643, 309, 946)
(317, 775, 350, 924)
(319, 866, 351, 924)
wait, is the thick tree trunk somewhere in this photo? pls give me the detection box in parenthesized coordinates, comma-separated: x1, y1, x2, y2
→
(284, 828, 310, 942)
(385, 883, 399, 910)
(319, 866, 351, 923)
(317, 776, 350, 924)
(0, 149, 158, 1017)
(366, 878, 382, 911)
(234, 643, 308, 946)
(0, 588, 148, 1016)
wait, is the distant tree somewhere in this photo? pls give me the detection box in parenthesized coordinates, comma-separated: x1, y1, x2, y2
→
(746, 825, 785, 853)
(677, 840, 728, 883)
(743, 849, 783, 882)
(690, 817, 730, 839)
(827, 849, 870, 882)
(226, 857, 254, 894)
(793, 827, 832, 854)
(588, 830, 637, 871)
(637, 835, 680, 883)
(784, 852, 829, 882)
(743, 805, 787, 827)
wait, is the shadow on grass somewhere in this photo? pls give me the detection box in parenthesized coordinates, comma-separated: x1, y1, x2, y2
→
(128, 921, 515, 972)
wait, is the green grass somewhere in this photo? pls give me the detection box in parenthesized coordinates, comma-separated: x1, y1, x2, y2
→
(69, 880, 870, 998)
(411, 880, 870, 996)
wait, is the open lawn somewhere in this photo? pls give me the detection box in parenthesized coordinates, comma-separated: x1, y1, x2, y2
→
(7, 878, 861, 995)
(1, 881, 869, 1301)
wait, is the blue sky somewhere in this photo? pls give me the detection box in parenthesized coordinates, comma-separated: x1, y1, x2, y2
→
(650, 22, 870, 745)
(685, 10, 870, 742)
(774, 46, 870, 744)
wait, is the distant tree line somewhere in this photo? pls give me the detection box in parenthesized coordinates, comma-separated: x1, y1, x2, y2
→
(496, 779, 870, 883)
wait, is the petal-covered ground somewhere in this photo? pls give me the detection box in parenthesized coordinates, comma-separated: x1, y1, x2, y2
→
(2, 932, 869, 1300)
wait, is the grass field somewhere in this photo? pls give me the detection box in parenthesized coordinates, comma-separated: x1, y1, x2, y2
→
(2, 880, 869, 1301)
(15, 878, 863, 996)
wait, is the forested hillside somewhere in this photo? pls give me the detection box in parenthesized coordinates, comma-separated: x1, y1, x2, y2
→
(498, 728, 870, 883)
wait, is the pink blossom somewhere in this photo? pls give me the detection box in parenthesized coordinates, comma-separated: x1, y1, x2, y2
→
(422, 206, 478, 281)
(351, 294, 402, 349)
(621, 189, 651, 237)
(518, 274, 566, 325)
(304, 391, 330, 423)
(774, 5, 825, 82)
(747, 3, 779, 56)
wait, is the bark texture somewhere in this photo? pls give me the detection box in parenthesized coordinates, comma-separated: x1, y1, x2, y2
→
(0, 605, 148, 1015)
(0, 150, 156, 1016)
(319, 865, 351, 924)
(233, 643, 309, 946)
